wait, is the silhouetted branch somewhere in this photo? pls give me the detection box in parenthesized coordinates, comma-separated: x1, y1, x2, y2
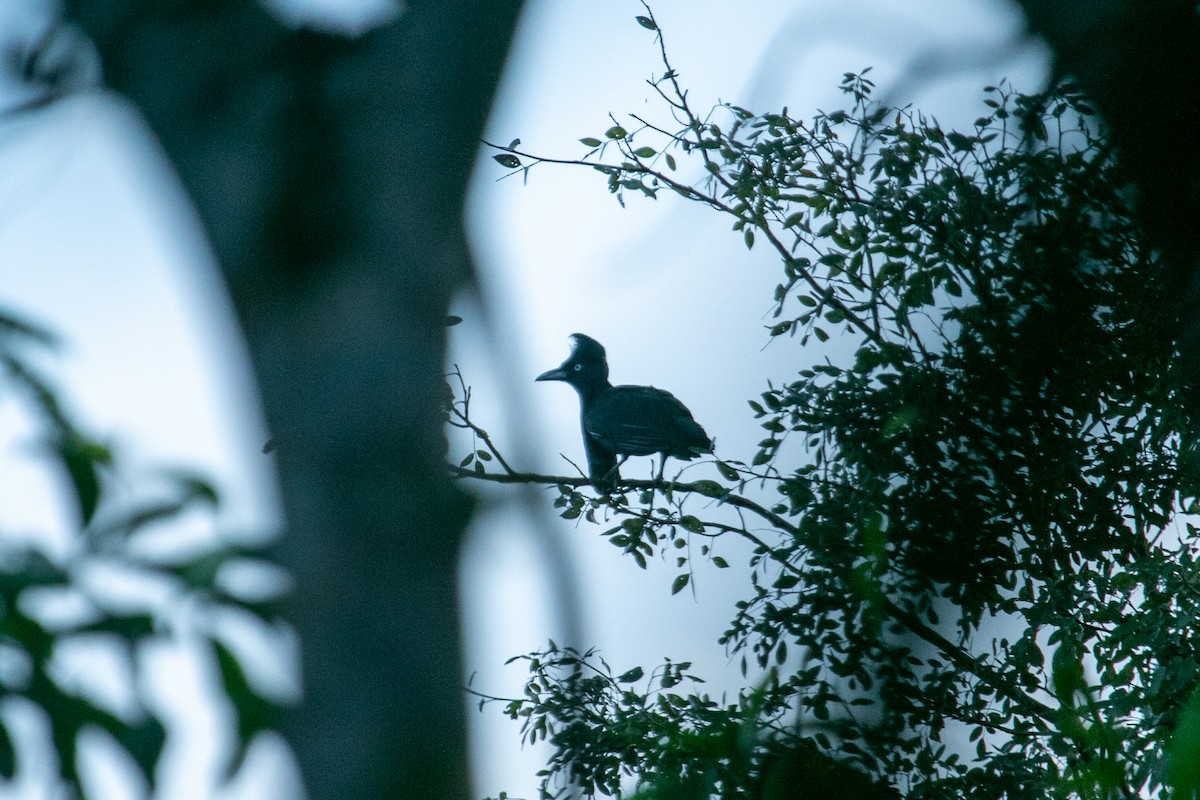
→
(449, 464, 788, 550)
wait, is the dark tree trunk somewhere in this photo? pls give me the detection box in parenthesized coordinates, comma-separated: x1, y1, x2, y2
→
(63, 1, 523, 796)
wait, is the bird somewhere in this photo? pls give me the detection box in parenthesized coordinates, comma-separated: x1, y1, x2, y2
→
(536, 333, 713, 492)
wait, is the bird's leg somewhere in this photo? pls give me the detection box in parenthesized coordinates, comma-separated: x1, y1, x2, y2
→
(609, 455, 630, 492)
(641, 455, 666, 505)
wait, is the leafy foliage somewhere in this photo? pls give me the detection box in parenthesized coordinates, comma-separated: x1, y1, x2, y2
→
(460, 8, 1200, 800)
(0, 307, 288, 796)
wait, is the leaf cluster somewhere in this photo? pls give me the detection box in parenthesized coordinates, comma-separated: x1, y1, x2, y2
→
(0, 308, 288, 796)
(462, 9, 1200, 800)
(471, 643, 897, 800)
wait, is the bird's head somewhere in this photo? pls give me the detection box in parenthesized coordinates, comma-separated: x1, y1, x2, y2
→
(536, 333, 610, 389)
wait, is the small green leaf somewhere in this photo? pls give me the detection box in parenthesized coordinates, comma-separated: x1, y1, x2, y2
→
(0, 310, 57, 346)
(946, 131, 975, 152)
(167, 469, 220, 505)
(665, 153, 676, 171)
(605, 126, 628, 140)
(81, 612, 156, 642)
(881, 406, 919, 438)
(690, 481, 725, 498)
(671, 573, 690, 595)
(635, 15, 657, 30)
(55, 432, 108, 527)
(213, 640, 276, 779)
(633, 146, 656, 158)
(493, 154, 521, 169)
(1051, 640, 1085, 704)
(777, 573, 803, 590)
(622, 517, 646, 535)
(0, 720, 14, 779)
(1170, 689, 1200, 798)
(617, 666, 644, 683)
(679, 515, 705, 533)
(580, 137, 602, 147)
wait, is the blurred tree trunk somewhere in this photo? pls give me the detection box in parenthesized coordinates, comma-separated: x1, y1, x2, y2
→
(64, 1, 522, 797)
(1011, 0, 1200, 361)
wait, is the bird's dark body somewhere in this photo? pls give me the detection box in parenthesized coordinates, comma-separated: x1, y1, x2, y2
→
(537, 333, 712, 492)
(584, 385, 710, 459)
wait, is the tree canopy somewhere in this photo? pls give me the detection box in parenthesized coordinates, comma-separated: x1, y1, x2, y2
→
(456, 10, 1200, 799)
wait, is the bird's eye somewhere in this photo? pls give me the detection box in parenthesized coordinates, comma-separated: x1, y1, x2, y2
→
(574, 363, 583, 371)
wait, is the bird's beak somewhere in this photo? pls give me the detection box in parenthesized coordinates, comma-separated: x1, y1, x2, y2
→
(535, 366, 567, 382)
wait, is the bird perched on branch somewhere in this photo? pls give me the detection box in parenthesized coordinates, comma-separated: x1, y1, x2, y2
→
(536, 333, 713, 492)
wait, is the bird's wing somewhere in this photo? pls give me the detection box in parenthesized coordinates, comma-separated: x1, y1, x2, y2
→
(585, 385, 712, 457)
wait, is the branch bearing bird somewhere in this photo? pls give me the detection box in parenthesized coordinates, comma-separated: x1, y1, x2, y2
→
(536, 333, 713, 492)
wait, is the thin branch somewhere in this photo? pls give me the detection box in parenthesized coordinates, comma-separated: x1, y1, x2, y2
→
(452, 462, 1067, 733)
(450, 464, 794, 546)
(446, 367, 517, 475)
(882, 598, 1058, 727)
